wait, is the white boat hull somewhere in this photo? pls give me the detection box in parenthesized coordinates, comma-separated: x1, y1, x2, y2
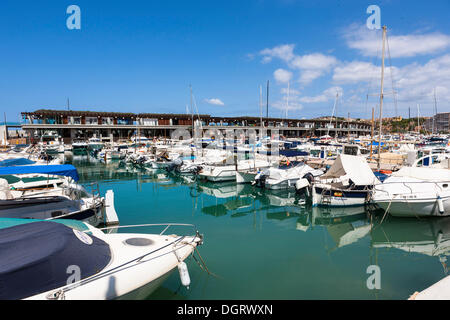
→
(312, 185, 368, 207)
(375, 196, 450, 217)
(236, 171, 258, 184)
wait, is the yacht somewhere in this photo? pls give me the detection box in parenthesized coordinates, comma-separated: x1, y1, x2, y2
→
(38, 131, 64, 154)
(0, 164, 109, 226)
(0, 218, 202, 300)
(198, 159, 271, 182)
(254, 161, 323, 190)
(87, 137, 104, 151)
(72, 140, 89, 154)
(371, 165, 450, 217)
(310, 154, 380, 207)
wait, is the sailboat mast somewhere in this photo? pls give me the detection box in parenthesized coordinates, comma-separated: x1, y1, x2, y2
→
(190, 84, 193, 136)
(286, 81, 290, 120)
(327, 93, 338, 137)
(259, 85, 263, 127)
(266, 80, 269, 124)
(370, 107, 374, 160)
(377, 25, 387, 169)
(433, 88, 438, 134)
(417, 104, 420, 133)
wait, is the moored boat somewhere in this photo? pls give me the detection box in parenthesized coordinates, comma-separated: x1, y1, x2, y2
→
(0, 218, 202, 300)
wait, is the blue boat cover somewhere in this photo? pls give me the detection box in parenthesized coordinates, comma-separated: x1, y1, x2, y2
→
(0, 221, 111, 299)
(0, 164, 79, 181)
(0, 158, 36, 167)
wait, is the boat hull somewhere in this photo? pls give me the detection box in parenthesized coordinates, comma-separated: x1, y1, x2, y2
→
(375, 196, 450, 217)
(198, 172, 236, 182)
(312, 186, 369, 207)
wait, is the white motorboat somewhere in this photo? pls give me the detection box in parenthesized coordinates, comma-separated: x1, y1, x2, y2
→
(72, 140, 89, 154)
(130, 136, 151, 145)
(0, 164, 113, 226)
(198, 159, 271, 182)
(254, 161, 323, 190)
(38, 131, 64, 154)
(87, 137, 104, 151)
(0, 219, 202, 300)
(371, 166, 450, 217)
(310, 154, 379, 207)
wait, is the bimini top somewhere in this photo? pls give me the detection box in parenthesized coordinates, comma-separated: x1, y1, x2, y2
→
(0, 221, 111, 300)
(0, 164, 79, 182)
(321, 154, 379, 186)
(0, 158, 36, 167)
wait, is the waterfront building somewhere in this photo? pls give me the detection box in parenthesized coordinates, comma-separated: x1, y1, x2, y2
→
(21, 109, 372, 143)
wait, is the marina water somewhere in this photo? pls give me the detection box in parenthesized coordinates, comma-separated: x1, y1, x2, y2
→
(70, 154, 447, 300)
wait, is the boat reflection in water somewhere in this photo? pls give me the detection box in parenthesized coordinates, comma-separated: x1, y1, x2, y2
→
(297, 206, 371, 250)
(371, 217, 450, 275)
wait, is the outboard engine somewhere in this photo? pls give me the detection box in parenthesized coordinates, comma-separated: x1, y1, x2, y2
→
(295, 172, 315, 196)
(167, 158, 183, 172)
(302, 172, 314, 184)
(254, 170, 269, 188)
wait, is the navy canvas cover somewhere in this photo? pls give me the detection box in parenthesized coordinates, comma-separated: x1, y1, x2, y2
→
(0, 165, 79, 182)
(0, 221, 111, 300)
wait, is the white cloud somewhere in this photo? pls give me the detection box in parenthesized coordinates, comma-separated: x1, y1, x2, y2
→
(299, 70, 324, 85)
(290, 53, 337, 70)
(260, 44, 296, 64)
(204, 98, 225, 106)
(333, 61, 383, 83)
(332, 54, 450, 116)
(344, 24, 450, 58)
(299, 86, 343, 103)
(273, 68, 293, 84)
(259, 44, 338, 85)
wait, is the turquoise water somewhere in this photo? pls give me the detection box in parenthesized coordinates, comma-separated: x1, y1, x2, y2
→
(70, 155, 450, 300)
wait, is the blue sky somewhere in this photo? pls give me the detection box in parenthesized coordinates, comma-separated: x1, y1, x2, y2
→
(1, 0, 449, 122)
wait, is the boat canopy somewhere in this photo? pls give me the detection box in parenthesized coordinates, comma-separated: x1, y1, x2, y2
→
(0, 221, 111, 300)
(321, 154, 379, 186)
(0, 164, 79, 182)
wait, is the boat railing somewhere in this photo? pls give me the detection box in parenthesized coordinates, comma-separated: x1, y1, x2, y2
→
(96, 223, 201, 239)
(373, 180, 450, 194)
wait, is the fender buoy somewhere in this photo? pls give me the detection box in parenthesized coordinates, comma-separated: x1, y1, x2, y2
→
(437, 194, 445, 214)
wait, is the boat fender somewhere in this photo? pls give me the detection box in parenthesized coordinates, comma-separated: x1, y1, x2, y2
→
(178, 262, 191, 288)
(437, 194, 445, 214)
